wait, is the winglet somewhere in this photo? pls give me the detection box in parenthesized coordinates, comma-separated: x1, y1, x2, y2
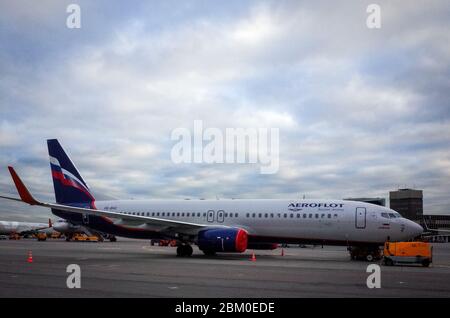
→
(7, 166, 39, 205)
(422, 217, 430, 231)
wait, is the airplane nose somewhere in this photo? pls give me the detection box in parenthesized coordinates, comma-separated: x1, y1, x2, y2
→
(407, 220, 423, 238)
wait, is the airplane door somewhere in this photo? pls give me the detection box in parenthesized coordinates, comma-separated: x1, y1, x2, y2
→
(207, 210, 215, 223)
(355, 207, 366, 229)
(217, 210, 224, 223)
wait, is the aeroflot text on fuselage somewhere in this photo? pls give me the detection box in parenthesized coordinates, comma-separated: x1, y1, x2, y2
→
(288, 202, 345, 210)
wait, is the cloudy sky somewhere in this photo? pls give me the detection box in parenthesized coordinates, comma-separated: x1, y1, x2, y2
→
(0, 0, 449, 221)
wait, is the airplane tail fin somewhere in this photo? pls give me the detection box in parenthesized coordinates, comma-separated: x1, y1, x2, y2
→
(47, 139, 95, 207)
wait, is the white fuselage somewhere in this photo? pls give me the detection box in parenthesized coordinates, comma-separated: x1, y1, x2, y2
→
(86, 199, 422, 244)
(0, 221, 50, 235)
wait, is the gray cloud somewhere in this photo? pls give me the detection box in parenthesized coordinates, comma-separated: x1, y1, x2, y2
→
(0, 0, 449, 222)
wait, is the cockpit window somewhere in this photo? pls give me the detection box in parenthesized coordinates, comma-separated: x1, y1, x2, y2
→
(395, 213, 402, 218)
(381, 212, 390, 219)
(388, 213, 397, 218)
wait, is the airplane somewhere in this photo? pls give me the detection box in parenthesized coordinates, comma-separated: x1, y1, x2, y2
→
(421, 217, 450, 236)
(0, 219, 53, 237)
(0, 139, 423, 260)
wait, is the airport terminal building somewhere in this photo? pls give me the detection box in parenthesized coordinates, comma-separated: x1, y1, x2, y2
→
(388, 189, 450, 241)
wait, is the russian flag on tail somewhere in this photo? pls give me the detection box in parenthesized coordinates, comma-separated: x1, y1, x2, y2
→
(47, 139, 95, 207)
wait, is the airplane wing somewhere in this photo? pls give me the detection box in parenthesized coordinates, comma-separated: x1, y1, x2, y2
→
(0, 166, 227, 236)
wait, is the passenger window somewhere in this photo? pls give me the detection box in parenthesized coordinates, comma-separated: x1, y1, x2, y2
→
(186, 213, 190, 217)
(252, 213, 256, 218)
(264, 213, 268, 218)
(303, 214, 307, 218)
(270, 213, 274, 218)
(334, 214, 338, 218)
(197, 213, 201, 217)
(315, 214, 319, 218)
(284, 213, 287, 218)
(309, 214, 312, 218)
(235, 213, 238, 217)
(290, 214, 294, 218)
(328, 214, 331, 218)
(297, 214, 300, 218)
(182, 213, 185, 217)
(258, 213, 262, 218)
(321, 214, 325, 218)
(246, 213, 250, 218)
(177, 212, 180, 217)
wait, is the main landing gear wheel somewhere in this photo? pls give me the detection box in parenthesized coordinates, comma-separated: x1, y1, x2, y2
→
(176, 244, 193, 257)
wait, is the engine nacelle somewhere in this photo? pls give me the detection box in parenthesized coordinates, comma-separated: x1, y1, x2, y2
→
(197, 228, 248, 253)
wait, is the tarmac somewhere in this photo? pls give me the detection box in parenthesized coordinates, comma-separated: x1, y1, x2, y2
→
(1, 239, 450, 297)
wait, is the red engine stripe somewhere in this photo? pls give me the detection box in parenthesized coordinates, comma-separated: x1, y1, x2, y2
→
(235, 229, 248, 252)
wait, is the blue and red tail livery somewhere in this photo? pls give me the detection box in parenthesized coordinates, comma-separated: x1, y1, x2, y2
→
(47, 139, 95, 207)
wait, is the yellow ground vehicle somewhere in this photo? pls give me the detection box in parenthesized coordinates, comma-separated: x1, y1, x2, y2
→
(72, 234, 87, 241)
(86, 235, 99, 242)
(72, 233, 99, 242)
(383, 241, 432, 267)
(36, 232, 47, 241)
(51, 231, 62, 239)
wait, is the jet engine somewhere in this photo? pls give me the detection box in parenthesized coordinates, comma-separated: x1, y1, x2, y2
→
(197, 228, 248, 253)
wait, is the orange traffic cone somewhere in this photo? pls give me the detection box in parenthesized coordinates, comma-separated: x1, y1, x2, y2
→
(27, 251, 33, 263)
(281, 248, 285, 256)
(250, 252, 256, 262)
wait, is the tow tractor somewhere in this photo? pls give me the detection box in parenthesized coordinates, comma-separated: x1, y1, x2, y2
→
(71, 233, 99, 242)
(383, 241, 432, 267)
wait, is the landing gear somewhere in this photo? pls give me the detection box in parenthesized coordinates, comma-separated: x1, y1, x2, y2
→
(176, 244, 193, 257)
(348, 246, 381, 261)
